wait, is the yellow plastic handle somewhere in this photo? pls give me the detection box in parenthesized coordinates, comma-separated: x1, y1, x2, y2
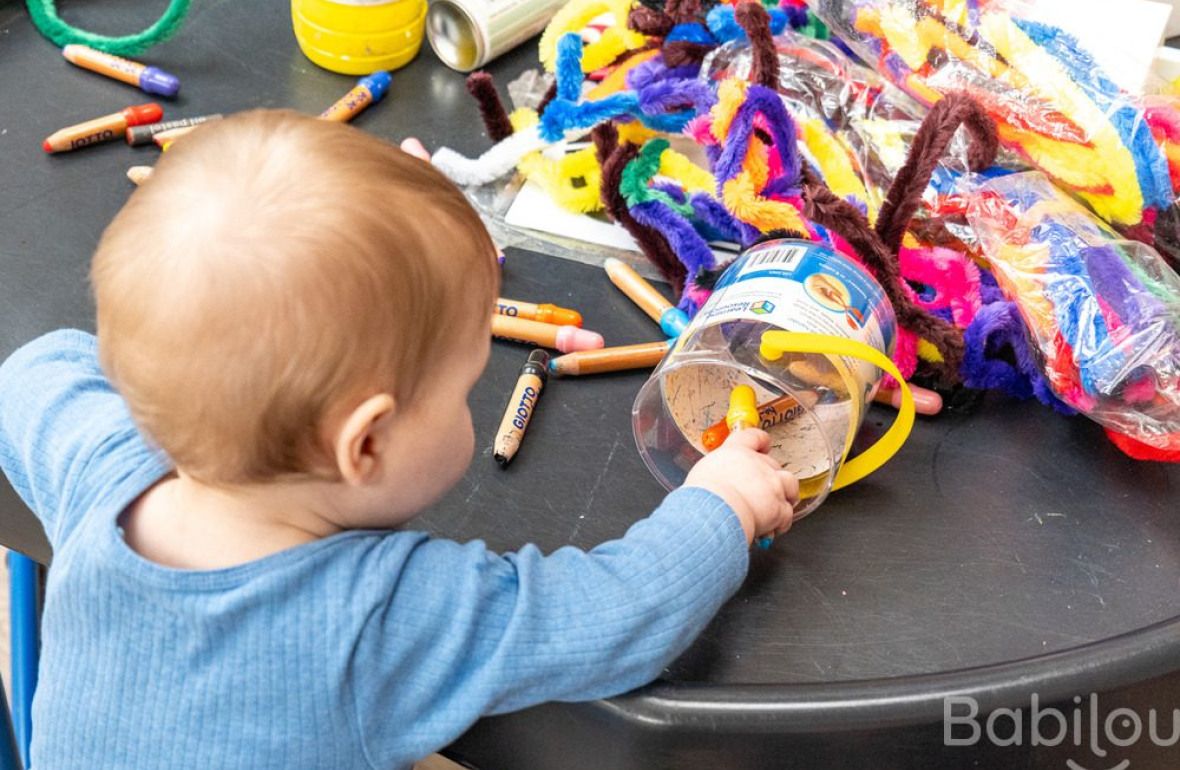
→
(759, 331, 915, 492)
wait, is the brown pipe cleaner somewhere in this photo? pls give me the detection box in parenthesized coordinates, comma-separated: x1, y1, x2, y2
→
(907, 216, 971, 254)
(465, 72, 514, 143)
(593, 123, 688, 291)
(629, 5, 674, 36)
(536, 80, 559, 116)
(735, 1, 778, 88)
(665, 0, 704, 24)
(800, 94, 1000, 379)
(874, 92, 998, 256)
(629, 0, 713, 67)
(803, 182, 966, 379)
(662, 40, 714, 68)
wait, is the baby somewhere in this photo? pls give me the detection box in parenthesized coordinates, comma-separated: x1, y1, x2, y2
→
(0, 110, 797, 769)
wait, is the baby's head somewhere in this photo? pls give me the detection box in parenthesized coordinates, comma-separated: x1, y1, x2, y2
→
(92, 110, 499, 525)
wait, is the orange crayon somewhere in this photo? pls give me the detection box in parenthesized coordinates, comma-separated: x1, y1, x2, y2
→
(43, 103, 163, 153)
(548, 340, 672, 376)
(320, 72, 391, 123)
(491, 315, 603, 353)
(495, 298, 583, 327)
(700, 391, 821, 451)
(873, 384, 943, 416)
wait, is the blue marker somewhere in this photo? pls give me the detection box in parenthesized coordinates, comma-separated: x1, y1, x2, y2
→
(63, 45, 180, 98)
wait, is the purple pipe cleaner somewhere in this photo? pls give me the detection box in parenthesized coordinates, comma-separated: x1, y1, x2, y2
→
(713, 84, 801, 187)
(963, 302, 1075, 414)
(631, 199, 718, 314)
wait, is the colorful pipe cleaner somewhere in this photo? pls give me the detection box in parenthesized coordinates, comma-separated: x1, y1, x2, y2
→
(967, 171, 1180, 458)
(808, 0, 1180, 269)
(435, 0, 1180, 460)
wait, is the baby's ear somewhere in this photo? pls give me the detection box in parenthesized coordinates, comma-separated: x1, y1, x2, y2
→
(333, 394, 397, 485)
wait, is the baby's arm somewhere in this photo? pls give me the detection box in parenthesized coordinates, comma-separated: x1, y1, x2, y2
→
(0, 330, 164, 549)
(351, 430, 796, 764)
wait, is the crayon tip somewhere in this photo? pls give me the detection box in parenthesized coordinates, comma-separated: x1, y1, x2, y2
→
(554, 326, 604, 354)
(400, 137, 430, 161)
(42, 139, 52, 153)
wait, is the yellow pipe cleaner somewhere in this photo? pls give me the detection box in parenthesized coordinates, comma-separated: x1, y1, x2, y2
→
(516, 138, 714, 215)
(710, 79, 810, 234)
(798, 117, 872, 219)
(978, 12, 1144, 225)
(587, 48, 659, 100)
(860, 3, 1144, 226)
(519, 146, 604, 213)
(509, 108, 539, 133)
(538, 0, 644, 73)
(659, 149, 715, 195)
(721, 140, 810, 234)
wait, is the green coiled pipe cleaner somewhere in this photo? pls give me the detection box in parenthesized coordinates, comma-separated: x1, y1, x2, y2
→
(27, 0, 191, 56)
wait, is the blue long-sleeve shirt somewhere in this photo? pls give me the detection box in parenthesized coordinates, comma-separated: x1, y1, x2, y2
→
(0, 330, 749, 769)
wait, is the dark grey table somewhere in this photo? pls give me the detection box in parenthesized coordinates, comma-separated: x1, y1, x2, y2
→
(2, 2, 1179, 768)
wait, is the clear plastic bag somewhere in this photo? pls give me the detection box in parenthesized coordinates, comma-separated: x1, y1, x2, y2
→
(807, 0, 1180, 254)
(965, 171, 1180, 451)
(703, 31, 962, 215)
(440, 68, 670, 279)
(701, 29, 1024, 254)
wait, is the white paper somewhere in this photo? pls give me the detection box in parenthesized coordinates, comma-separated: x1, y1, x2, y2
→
(1166, 0, 1180, 37)
(1152, 45, 1180, 85)
(504, 179, 643, 252)
(1024, 0, 1172, 94)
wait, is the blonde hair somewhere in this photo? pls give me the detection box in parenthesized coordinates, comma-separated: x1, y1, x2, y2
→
(93, 110, 499, 484)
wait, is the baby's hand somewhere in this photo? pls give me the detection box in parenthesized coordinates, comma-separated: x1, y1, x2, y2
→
(684, 429, 798, 545)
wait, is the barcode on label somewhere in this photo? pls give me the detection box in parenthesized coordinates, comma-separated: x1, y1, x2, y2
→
(742, 244, 807, 272)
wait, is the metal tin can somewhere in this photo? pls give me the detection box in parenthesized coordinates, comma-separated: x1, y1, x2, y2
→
(426, 0, 566, 72)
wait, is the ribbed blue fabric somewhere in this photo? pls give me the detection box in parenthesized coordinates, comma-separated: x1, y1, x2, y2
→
(0, 331, 750, 769)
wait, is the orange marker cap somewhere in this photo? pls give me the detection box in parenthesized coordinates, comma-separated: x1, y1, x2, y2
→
(701, 423, 729, 453)
(121, 103, 164, 127)
(539, 304, 583, 327)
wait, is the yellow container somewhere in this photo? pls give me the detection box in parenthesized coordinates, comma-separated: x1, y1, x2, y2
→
(292, 0, 427, 75)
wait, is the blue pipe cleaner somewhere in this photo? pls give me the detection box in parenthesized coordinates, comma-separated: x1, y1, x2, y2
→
(540, 35, 712, 141)
(555, 33, 584, 102)
(666, 22, 714, 45)
(1015, 19, 1174, 210)
(705, 6, 787, 43)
